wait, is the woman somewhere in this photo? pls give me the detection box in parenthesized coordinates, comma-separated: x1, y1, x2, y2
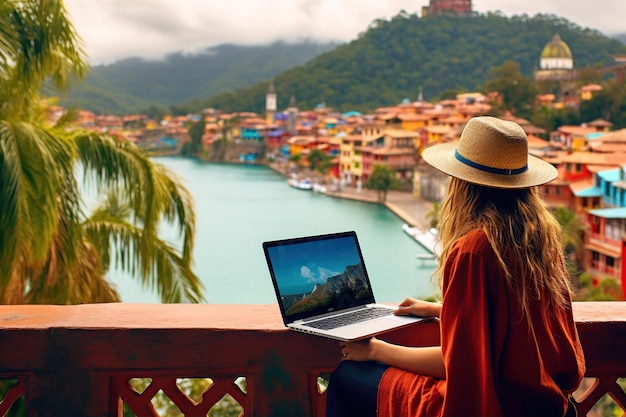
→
(326, 116, 586, 417)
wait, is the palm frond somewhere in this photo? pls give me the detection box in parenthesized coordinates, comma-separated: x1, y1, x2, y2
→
(150, 163, 196, 264)
(24, 238, 120, 304)
(0, 120, 74, 288)
(83, 215, 204, 303)
(75, 133, 198, 294)
(8, 0, 87, 91)
(0, 1, 202, 305)
(0, 2, 19, 82)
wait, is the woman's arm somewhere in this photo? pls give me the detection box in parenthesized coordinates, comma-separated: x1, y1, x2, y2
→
(340, 338, 446, 379)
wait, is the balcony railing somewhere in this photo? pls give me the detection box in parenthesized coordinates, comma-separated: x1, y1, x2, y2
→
(0, 302, 625, 417)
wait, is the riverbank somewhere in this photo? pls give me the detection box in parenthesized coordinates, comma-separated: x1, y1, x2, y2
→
(267, 162, 434, 233)
(325, 187, 434, 232)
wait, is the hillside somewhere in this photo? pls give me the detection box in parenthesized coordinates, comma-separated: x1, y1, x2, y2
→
(59, 13, 626, 116)
(199, 12, 626, 114)
(58, 41, 337, 114)
(285, 262, 370, 317)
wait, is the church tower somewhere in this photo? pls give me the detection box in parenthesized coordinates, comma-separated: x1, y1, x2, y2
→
(287, 95, 298, 135)
(266, 80, 277, 125)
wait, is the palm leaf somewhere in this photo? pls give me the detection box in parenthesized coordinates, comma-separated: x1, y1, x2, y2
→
(0, 121, 72, 288)
(83, 211, 204, 303)
(75, 133, 198, 288)
(7, 0, 86, 91)
(0, 1, 201, 304)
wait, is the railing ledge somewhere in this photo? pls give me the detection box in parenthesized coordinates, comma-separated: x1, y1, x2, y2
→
(0, 302, 624, 417)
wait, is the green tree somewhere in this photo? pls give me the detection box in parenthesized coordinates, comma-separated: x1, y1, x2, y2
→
(554, 206, 586, 286)
(306, 148, 332, 183)
(532, 105, 580, 132)
(576, 273, 624, 301)
(579, 79, 626, 127)
(426, 201, 441, 230)
(483, 61, 539, 118)
(554, 207, 586, 257)
(553, 206, 586, 289)
(0, 0, 202, 303)
(289, 153, 303, 174)
(181, 119, 206, 156)
(142, 105, 167, 122)
(366, 165, 399, 203)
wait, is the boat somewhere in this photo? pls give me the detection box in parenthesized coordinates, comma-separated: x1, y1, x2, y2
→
(287, 178, 313, 190)
(312, 183, 327, 193)
(402, 223, 440, 257)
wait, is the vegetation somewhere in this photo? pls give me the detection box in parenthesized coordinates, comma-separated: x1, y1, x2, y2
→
(426, 201, 441, 230)
(57, 14, 626, 118)
(199, 13, 626, 114)
(578, 78, 626, 128)
(554, 207, 586, 264)
(366, 165, 400, 202)
(483, 61, 539, 119)
(0, 0, 202, 303)
(181, 119, 206, 157)
(59, 41, 337, 115)
(288, 153, 304, 174)
(306, 148, 333, 183)
(576, 273, 624, 301)
(123, 377, 246, 417)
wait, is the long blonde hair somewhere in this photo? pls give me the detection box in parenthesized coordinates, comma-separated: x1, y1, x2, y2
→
(434, 177, 572, 318)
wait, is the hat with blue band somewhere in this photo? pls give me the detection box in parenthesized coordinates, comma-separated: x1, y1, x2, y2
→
(421, 116, 558, 189)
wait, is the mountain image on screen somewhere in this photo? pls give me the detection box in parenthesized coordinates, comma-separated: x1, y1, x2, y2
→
(285, 262, 370, 318)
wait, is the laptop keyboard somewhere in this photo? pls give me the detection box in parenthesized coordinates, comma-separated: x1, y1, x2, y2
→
(305, 306, 394, 330)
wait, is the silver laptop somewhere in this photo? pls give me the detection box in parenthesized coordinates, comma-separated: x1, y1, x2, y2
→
(263, 231, 425, 341)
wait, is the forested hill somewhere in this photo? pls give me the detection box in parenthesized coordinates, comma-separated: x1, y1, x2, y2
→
(58, 41, 337, 115)
(199, 12, 626, 114)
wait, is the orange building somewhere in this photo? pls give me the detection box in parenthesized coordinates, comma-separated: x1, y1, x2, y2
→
(423, 0, 472, 15)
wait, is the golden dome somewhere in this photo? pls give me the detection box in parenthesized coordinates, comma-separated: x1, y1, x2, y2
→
(540, 34, 573, 59)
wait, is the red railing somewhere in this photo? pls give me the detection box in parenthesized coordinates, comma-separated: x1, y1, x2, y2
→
(0, 302, 624, 417)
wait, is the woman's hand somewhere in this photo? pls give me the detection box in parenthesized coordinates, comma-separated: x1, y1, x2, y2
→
(339, 337, 382, 362)
(338, 337, 446, 379)
(394, 297, 442, 318)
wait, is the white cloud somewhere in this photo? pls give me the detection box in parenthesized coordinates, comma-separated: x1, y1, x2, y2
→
(63, 0, 625, 65)
(300, 265, 338, 283)
(317, 266, 339, 282)
(300, 265, 316, 282)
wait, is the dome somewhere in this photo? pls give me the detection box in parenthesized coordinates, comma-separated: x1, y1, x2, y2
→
(539, 34, 573, 70)
(540, 34, 572, 60)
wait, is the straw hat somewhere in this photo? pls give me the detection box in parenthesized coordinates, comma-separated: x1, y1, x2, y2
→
(422, 116, 557, 189)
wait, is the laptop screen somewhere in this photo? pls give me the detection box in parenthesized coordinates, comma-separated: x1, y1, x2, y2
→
(263, 231, 376, 324)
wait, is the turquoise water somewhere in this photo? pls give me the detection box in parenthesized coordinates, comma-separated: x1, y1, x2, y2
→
(109, 157, 437, 304)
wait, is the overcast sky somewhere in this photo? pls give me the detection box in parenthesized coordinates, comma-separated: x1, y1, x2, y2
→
(63, 0, 626, 65)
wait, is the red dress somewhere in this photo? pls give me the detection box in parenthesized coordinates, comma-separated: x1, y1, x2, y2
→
(377, 229, 585, 417)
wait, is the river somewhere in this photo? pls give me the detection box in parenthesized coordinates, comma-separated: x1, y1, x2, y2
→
(108, 156, 438, 304)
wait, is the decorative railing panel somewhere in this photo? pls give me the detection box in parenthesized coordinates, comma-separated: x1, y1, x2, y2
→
(0, 302, 624, 417)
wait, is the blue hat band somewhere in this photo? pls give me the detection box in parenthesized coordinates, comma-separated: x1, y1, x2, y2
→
(455, 150, 528, 176)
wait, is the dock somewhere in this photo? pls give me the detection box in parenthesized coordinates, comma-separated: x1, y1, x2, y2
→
(402, 223, 441, 258)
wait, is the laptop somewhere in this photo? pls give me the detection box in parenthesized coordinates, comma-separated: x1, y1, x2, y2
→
(262, 231, 426, 341)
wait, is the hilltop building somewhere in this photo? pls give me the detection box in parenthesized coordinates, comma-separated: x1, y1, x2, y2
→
(535, 34, 575, 81)
(422, 0, 472, 16)
(534, 34, 579, 107)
